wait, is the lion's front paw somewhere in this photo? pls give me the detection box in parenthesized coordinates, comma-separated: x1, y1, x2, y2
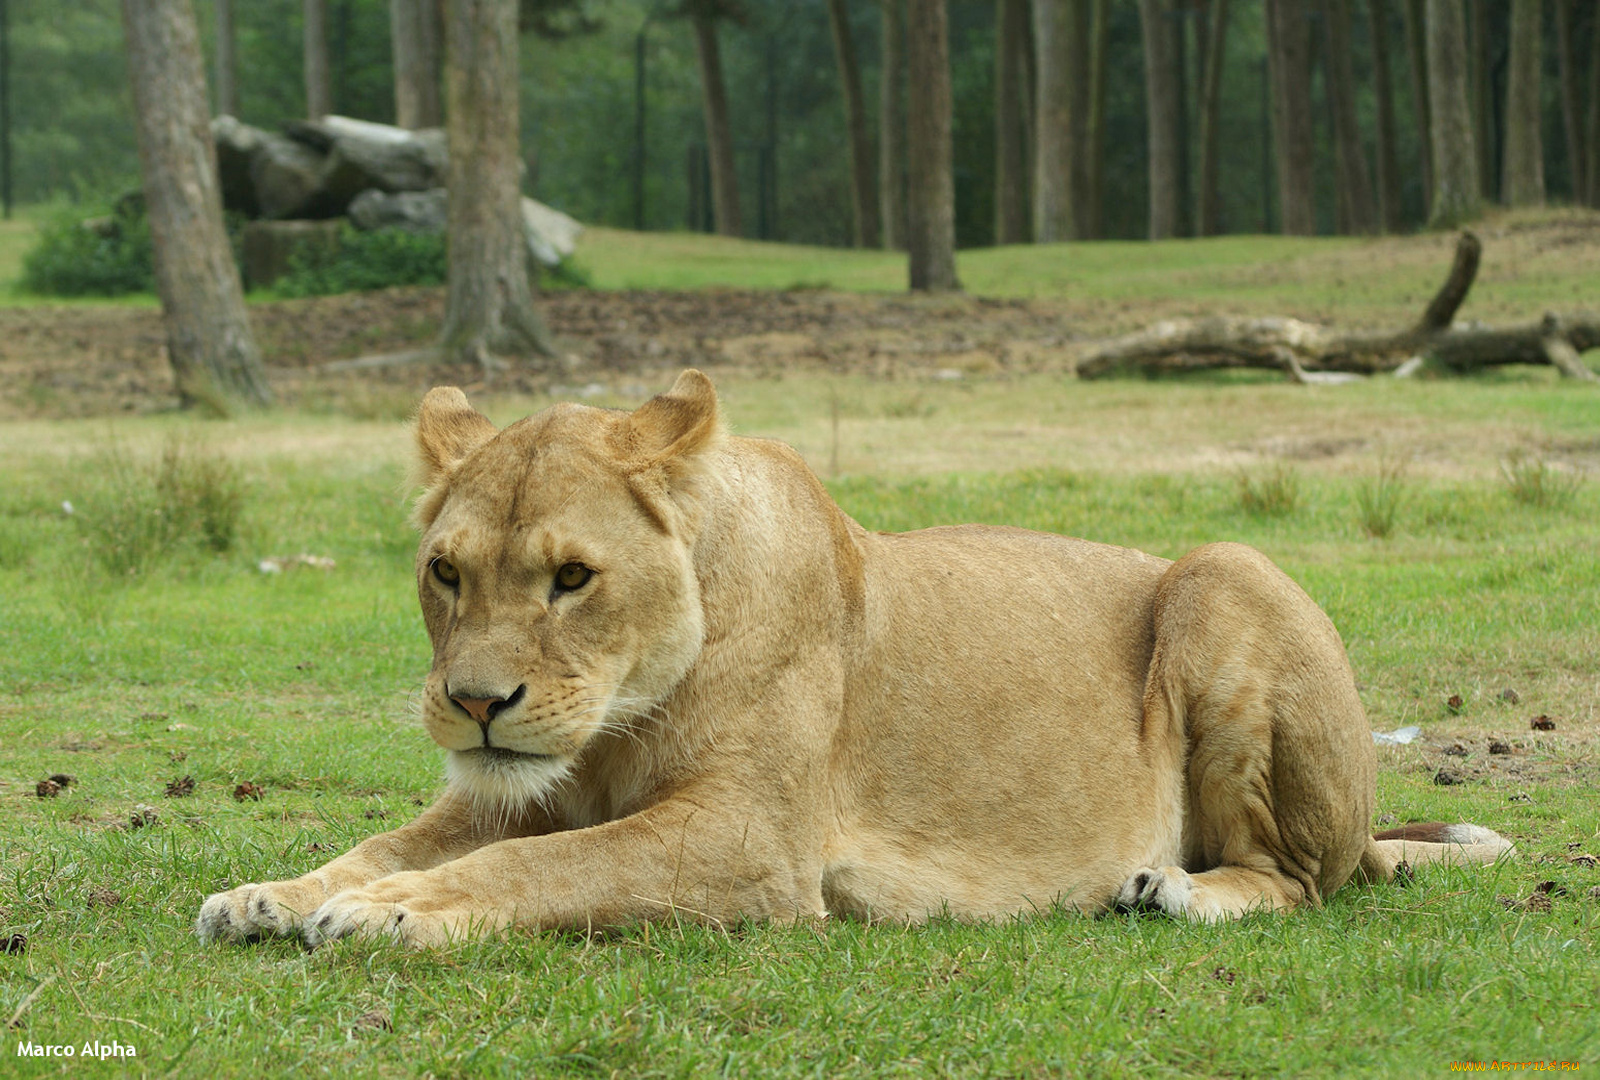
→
(1114, 865, 1195, 917)
(301, 873, 490, 949)
(196, 878, 327, 944)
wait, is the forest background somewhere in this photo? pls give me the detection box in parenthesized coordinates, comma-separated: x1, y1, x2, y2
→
(7, 0, 1600, 253)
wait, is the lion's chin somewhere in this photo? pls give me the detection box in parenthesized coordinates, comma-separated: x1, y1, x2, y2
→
(445, 747, 571, 819)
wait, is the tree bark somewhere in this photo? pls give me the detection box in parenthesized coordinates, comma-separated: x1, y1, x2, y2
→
(690, 3, 741, 238)
(214, 0, 239, 116)
(1031, 0, 1073, 242)
(905, 0, 958, 291)
(1502, 0, 1544, 207)
(827, 0, 880, 248)
(439, 0, 556, 367)
(1082, 0, 1107, 239)
(1426, 0, 1479, 227)
(392, 0, 444, 129)
(1367, 0, 1403, 232)
(1402, 0, 1433, 217)
(122, 0, 270, 412)
(1553, 0, 1585, 202)
(1265, 0, 1315, 235)
(1195, 0, 1229, 236)
(304, 0, 332, 118)
(1139, 0, 1182, 240)
(1322, 0, 1377, 234)
(994, 0, 1030, 244)
(1589, 5, 1600, 206)
(880, 0, 906, 249)
(1467, 0, 1493, 199)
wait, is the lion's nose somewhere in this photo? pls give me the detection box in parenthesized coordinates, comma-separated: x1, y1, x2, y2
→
(449, 685, 525, 725)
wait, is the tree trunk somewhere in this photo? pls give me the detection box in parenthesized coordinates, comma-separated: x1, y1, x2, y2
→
(827, 0, 880, 248)
(1589, 5, 1600, 206)
(122, 0, 270, 412)
(1502, 0, 1544, 207)
(880, 0, 906, 249)
(690, 4, 741, 238)
(1427, 0, 1480, 226)
(304, 0, 332, 118)
(215, 0, 239, 116)
(1139, 0, 1181, 239)
(1402, 0, 1433, 216)
(392, 0, 444, 129)
(1554, 0, 1585, 202)
(1265, 0, 1315, 235)
(1195, 0, 1229, 236)
(1032, 0, 1072, 242)
(1322, 0, 1377, 234)
(994, 0, 1030, 244)
(1082, 0, 1107, 239)
(905, 0, 958, 291)
(1467, 0, 1493, 199)
(1367, 0, 1403, 232)
(439, 0, 556, 367)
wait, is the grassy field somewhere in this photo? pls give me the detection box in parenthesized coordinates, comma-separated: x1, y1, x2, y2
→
(1, 364, 1598, 1076)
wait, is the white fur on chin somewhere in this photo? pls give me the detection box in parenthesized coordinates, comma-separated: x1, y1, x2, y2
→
(445, 749, 571, 821)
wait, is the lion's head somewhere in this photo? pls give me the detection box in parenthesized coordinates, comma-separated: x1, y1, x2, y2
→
(409, 371, 726, 812)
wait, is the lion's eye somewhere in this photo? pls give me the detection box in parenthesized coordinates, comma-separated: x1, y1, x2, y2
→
(432, 557, 460, 587)
(554, 563, 592, 592)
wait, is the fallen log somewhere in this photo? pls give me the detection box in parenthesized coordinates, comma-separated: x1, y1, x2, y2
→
(1075, 232, 1599, 382)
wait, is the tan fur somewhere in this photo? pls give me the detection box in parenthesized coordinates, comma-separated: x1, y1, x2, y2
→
(197, 370, 1512, 946)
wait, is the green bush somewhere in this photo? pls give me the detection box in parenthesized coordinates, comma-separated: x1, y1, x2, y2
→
(275, 223, 448, 297)
(275, 223, 592, 296)
(20, 203, 155, 296)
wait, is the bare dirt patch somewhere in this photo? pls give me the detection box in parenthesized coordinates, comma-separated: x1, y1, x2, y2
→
(0, 288, 1079, 420)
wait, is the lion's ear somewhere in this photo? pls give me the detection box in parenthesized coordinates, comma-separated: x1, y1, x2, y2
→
(617, 370, 725, 534)
(623, 369, 723, 467)
(411, 388, 498, 525)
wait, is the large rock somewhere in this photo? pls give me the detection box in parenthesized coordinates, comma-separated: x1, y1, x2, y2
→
(286, 115, 447, 193)
(348, 187, 448, 234)
(347, 187, 583, 269)
(212, 115, 264, 217)
(249, 133, 332, 219)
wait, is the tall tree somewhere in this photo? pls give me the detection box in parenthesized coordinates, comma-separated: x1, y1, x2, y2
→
(994, 0, 1029, 244)
(1426, 0, 1479, 226)
(880, 0, 906, 249)
(1031, 0, 1072, 242)
(1367, 0, 1403, 231)
(1466, 0, 1492, 198)
(214, 0, 239, 116)
(1322, 0, 1377, 234)
(1402, 0, 1433, 216)
(121, 0, 270, 411)
(1195, 0, 1229, 236)
(392, 0, 444, 128)
(826, 0, 880, 248)
(688, 0, 741, 237)
(1081, 0, 1107, 239)
(1139, 0, 1181, 239)
(304, 0, 332, 117)
(1589, 6, 1600, 206)
(1501, 0, 1543, 207)
(439, 0, 556, 366)
(1553, 0, 1585, 202)
(1265, 0, 1315, 235)
(905, 0, 957, 290)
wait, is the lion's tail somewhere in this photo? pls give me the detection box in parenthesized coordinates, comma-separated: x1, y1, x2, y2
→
(1355, 823, 1515, 884)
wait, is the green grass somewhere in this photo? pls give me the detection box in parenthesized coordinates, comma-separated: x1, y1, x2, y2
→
(2, 379, 1598, 1076)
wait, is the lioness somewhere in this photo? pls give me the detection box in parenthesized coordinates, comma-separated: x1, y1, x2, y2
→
(199, 370, 1510, 947)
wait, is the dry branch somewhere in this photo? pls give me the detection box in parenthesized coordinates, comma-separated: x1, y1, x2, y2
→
(1076, 232, 1599, 382)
